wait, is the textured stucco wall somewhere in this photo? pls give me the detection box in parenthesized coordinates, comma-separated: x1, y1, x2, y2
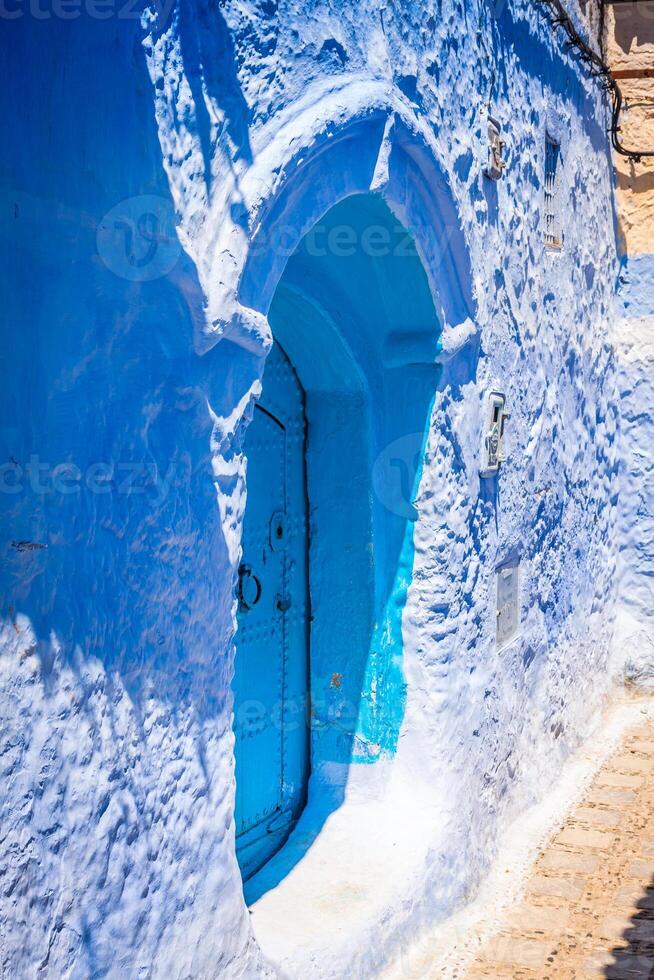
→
(1, 1, 621, 976)
(612, 257, 654, 685)
(605, 3, 654, 685)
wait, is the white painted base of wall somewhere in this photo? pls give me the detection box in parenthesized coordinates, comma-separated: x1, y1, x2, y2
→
(249, 762, 437, 978)
(246, 689, 649, 978)
(383, 691, 654, 980)
(613, 314, 654, 693)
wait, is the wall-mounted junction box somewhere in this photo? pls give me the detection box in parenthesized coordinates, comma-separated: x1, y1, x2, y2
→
(480, 390, 509, 477)
(484, 116, 507, 181)
(496, 559, 521, 650)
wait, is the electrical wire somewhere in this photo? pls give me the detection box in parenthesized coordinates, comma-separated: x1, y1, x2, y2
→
(536, 0, 654, 161)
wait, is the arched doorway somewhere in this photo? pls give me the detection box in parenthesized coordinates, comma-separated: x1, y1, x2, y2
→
(233, 192, 444, 890)
(233, 340, 310, 881)
(212, 87, 477, 963)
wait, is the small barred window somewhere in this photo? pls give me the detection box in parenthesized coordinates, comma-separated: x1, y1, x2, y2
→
(544, 135, 562, 249)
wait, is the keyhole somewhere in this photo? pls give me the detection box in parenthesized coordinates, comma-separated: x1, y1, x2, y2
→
(269, 511, 286, 551)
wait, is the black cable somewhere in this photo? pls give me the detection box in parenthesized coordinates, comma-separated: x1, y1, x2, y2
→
(535, 0, 654, 160)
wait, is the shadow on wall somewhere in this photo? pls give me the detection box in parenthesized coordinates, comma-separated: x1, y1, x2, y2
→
(0, 14, 261, 972)
(240, 192, 480, 902)
(176, 0, 253, 198)
(616, 167, 654, 197)
(611, 1, 654, 55)
(1, 12, 250, 718)
(489, 0, 609, 153)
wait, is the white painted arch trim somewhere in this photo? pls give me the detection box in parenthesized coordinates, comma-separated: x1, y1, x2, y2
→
(197, 75, 478, 360)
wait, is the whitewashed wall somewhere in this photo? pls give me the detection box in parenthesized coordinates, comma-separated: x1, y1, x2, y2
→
(0, 1, 620, 976)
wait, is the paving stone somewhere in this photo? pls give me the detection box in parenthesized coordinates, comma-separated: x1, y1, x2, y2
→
(600, 913, 643, 941)
(538, 847, 601, 874)
(625, 859, 654, 880)
(626, 739, 654, 754)
(481, 933, 554, 970)
(585, 949, 620, 974)
(463, 710, 654, 980)
(610, 754, 652, 775)
(556, 825, 614, 850)
(573, 806, 624, 828)
(595, 771, 644, 789)
(528, 874, 587, 901)
(465, 969, 516, 980)
(586, 786, 636, 806)
(507, 902, 570, 935)
(615, 885, 654, 911)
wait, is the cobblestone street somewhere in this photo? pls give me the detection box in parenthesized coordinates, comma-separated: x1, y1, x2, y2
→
(466, 704, 654, 979)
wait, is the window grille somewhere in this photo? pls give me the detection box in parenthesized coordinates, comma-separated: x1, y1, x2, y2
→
(544, 136, 562, 249)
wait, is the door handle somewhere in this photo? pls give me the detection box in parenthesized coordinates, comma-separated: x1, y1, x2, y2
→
(238, 564, 262, 610)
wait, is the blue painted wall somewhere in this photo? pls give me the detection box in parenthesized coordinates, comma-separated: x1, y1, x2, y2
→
(0, 0, 622, 974)
(613, 251, 654, 680)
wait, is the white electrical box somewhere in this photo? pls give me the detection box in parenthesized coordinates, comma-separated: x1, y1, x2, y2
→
(496, 560, 520, 650)
(480, 390, 510, 476)
(484, 116, 507, 181)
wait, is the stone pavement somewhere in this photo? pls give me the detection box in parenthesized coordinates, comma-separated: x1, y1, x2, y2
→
(465, 715, 654, 979)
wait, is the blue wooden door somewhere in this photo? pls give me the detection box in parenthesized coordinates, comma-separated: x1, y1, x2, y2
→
(233, 340, 310, 881)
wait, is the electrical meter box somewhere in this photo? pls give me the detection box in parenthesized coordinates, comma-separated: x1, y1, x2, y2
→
(496, 559, 521, 650)
(484, 116, 507, 181)
(480, 390, 510, 476)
